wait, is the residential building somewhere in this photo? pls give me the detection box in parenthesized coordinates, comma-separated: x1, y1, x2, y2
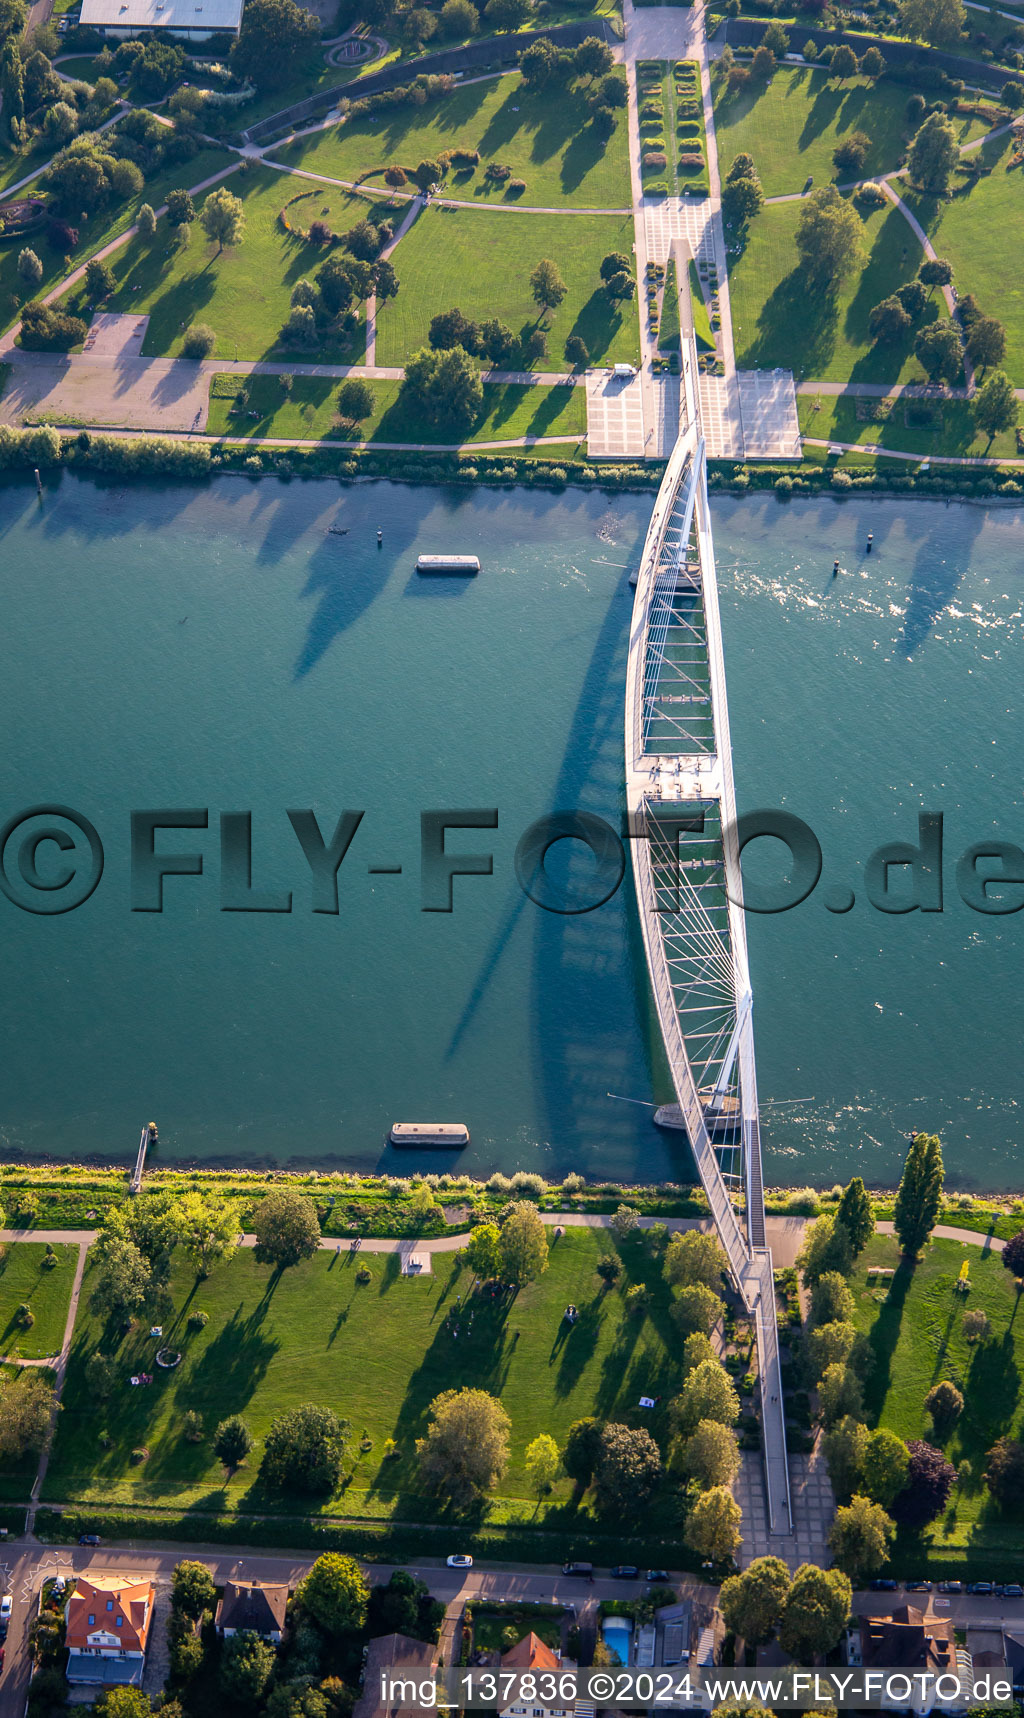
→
(215, 1578, 288, 1643)
(65, 1573, 155, 1688)
(859, 1606, 969, 1715)
(500, 1631, 574, 1718)
(352, 1632, 440, 1718)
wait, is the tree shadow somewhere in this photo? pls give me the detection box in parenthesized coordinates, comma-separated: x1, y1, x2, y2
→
(862, 1260, 912, 1420)
(735, 264, 840, 377)
(552, 1294, 605, 1398)
(965, 1328, 1020, 1446)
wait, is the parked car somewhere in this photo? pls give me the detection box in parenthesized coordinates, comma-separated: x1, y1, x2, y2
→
(446, 1555, 472, 1569)
(906, 1581, 932, 1592)
(562, 1562, 593, 1578)
(0, 1596, 11, 1626)
(967, 1582, 994, 1595)
(612, 1566, 640, 1580)
(646, 1570, 671, 1585)
(0, 1642, 5, 1672)
(870, 1579, 898, 1592)
(938, 1581, 963, 1595)
(79, 1535, 100, 1546)
(1004, 1584, 1024, 1599)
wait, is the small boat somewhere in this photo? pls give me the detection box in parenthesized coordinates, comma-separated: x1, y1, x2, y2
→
(416, 555, 480, 575)
(654, 1090, 741, 1143)
(389, 1122, 470, 1147)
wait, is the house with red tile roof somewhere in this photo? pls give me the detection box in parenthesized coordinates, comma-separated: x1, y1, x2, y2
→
(65, 1573, 155, 1688)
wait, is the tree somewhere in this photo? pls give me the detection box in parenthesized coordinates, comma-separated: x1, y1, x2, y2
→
(833, 130, 872, 173)
(829, 43, 859, 79)
(172, 1561, 217, 1621)
(484, 0, 531, 28)
(818, 1363, 863, 1426)
(860, 44, 886, 75)
(778, 1564, 851, 1658)
(86, 1350, 118, 1401)
(166, 189, 195, 228)
(1001, 78, 1024, 110)
(96, 1692, 152, 1718)
(673, 1282, 725, 1337)
(337, 377, 375, 423)
(862, 1428, 910, 1507)
(680, 1419, 741, 1488)
(498, 1199, 549, 1286)
(45, 100, 77, 143)
(214, 1415, 253, 1469)
(17, 247, 43, 288)
(665, 1229, 728, 1290)
(593, 1422, 663, 1512)
(137, 202, 157, 240)
(811, 1272, 855, 1327)
(907, 110, 959, 194)
(804, 1320, 857, 1382)
(91, 1235, 150, 1320)
(404, 345, 483, 429)
(963, 1306, 991, 1341)
(719, 1556, 791, 1646)
(297, 1553, 369, 1634)
(600, 250, 631, 283)
(518, 36, 563, 87)
(414, 157, 442, 193)
(984, 1437, 1024, 1508)
(429, 306, 479, 351)
(251, 1188, 321, 1267)
(828, 1495, 895, 1582)
(441, 0, 478, 33)
(220, 1630, 276, 1702)
(232, 0, 318, 89)
(530, 257, 567, 319)
(385, 165, 407, 191)
(565, 333, 590, 368)
(684, 1485, 742, 1563)
(417, 1387, 510, 1501)
(893, 1132, 944, 1256)
(600, 73, 627, 108)
(478, 318, 516, 365)
(177, 1191, 237, 1273)
(967, 315, 1006, 371)
(925, 1380, 964, 1437)
(405, 9, 437, 44)
(0, 1369, 54, 1458)
(919, 256, 953, 291)
(898, 0, 965, 44)
(288, 304, 316, 344)
(1002, 1228, 1024, 1280)
(373, 257, 399, 303)
(762, 19, 789, 52)
(796, 186, 865, 286)
(525, 1433, 561, 1496)
(573, 34, 613, 80)
(797, 1214, 853, 1284)
(605, 270, 635, 303)
(823, 1414, 869, 1500)
(465, 1221, 501, 1279)
(896, 278, 928, 320)
(562, 1416, 604, 1486)
(892, 1439, 956, 1526)
(835, 1178, 874, 1256)
(368, 1571, 443, 1642)
(200, 186, 245, 255)
(722, 175, 764, 224)
(672, 1358, 740, 1437)
(749, 45, 776, 81)
(261, 1403, 348, 1493)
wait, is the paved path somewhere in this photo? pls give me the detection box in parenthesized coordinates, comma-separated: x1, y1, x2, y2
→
(803, 434, 1024, 468)
(364, 193, 424, 367)
(258, 152, 630, 216)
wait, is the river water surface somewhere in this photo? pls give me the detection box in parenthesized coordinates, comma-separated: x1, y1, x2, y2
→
(0, 476, 1020, 1188)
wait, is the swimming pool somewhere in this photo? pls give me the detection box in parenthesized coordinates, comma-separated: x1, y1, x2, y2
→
(603, 1617, 632, 1666)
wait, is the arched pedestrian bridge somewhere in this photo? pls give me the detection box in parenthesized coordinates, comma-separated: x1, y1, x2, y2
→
(625, 276, 792, 1540)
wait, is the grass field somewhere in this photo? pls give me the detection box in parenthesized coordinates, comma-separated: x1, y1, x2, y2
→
(903, 136, 1024, 387)
(0, 1363, 55, 1500)
(207, 372, 586, 444)
(45, 1228, 685, 1516)
(1, 146, 236, 344)
(375, 205, 639, 371)
(852, 1234, 1024, 1574)
(0, 139, 59, 197)
(272, 70, 631, 210)
(797, 393, 1020, 463)
(727, 196, 936, 384)
(712, 65, 987, 199)
(88, 170, 394, 362)
(0, 1244, 76, 1360)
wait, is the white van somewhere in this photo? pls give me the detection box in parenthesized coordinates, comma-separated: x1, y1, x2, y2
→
(613, 363, 636, 378)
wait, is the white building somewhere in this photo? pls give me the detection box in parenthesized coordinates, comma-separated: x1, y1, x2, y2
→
(78, 0, 244, 42)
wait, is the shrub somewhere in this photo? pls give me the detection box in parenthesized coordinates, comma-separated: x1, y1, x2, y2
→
(187, 1309, 209, 1330)
(643, 151, 667, 169)
(182, 322, 215, 359)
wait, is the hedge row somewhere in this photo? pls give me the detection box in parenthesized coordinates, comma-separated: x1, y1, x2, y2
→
(708, 461, 1024, 499)
(33, 1506, 690, 1568)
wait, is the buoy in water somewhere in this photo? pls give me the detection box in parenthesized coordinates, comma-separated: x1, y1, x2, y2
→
(832, 559, 840, 577)
(377, 528, 383, 546)
(866, 533, 873, 553)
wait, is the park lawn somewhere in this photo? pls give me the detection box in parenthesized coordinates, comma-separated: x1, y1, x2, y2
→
(0, 137, 58, 197)
(712, 65, 987, 199)
(84, 170, 391, 362)
(272, 70, 630, 210)
(45, 1228, 685, 1515)
(728, 196, 934, 384)
(0, 1363, 56, 1500)
(376, 205, 640, 371)
(1, 146, 236, 343)
(0, 1244, 76, 1360)
(207, 371, 586, 444)
(851, 1234, 1024, 1575)
(797, 393, 1020, 463)
(902, 137, 1024, 387)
